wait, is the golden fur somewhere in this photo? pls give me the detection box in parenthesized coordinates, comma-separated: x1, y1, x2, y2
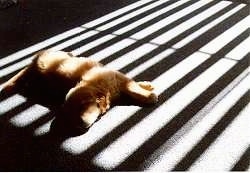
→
(2, 50, 158, 129)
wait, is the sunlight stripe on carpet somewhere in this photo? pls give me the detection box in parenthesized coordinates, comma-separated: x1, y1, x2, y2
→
(97, 0, 171, 31)
(151, 1, 232, 45)
(172, 4, 246, 49)
(131, 0, 211, 40)
(199, 16, 249, 54)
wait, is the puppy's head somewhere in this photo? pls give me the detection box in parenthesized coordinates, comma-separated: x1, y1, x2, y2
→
(62, 85, 109, 129)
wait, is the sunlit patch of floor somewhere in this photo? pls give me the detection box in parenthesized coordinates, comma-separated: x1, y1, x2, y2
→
(199, 16, 249, 54)
(130, 0, 212, 40)
(33, 119, 54, 136)
(189, 103, 250, 171)
(9, 104, 50, 128)
(0, 94, 27, 115)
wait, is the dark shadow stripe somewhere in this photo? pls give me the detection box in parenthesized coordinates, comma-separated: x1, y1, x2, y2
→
(172, 89, 250, 171)
(114, 52, 249, 171)
(133, 6, 249, 81)
(77, 35, 249, 166)
(64, 0, 197, 53)
(98, 0, 219, 65)
(229, 0, 250, 4)
(119, 2, 239, 74)
(231, 146, 250, 171)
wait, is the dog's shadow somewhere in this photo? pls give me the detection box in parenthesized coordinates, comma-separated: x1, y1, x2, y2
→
(0, 76, 157, 171)
(1, 77, 153, 138)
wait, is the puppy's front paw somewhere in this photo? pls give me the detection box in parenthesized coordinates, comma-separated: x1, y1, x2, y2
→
(138, 81, 154, 91)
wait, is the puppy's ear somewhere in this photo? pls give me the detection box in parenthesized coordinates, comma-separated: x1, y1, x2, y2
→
(96, 92, 111, 114)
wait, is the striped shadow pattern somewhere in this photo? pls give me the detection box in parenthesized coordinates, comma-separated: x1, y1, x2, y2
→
(0, 0, 249, 171)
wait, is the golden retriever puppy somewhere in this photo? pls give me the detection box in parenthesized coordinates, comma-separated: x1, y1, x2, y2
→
(2, 50, 158, 129)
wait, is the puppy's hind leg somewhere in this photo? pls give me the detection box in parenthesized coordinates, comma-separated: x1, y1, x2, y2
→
(125, 81, 158, 105)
